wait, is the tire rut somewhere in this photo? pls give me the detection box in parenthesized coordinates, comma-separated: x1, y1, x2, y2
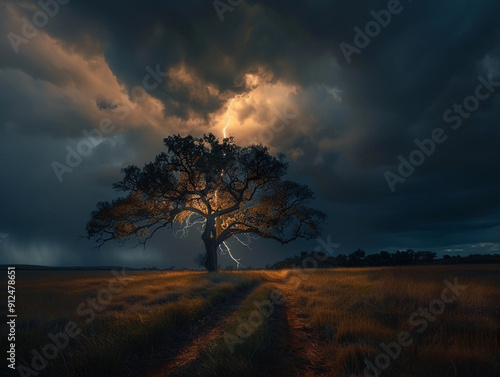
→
(267, 282, 336, 377)
(131, 284, 260, 377)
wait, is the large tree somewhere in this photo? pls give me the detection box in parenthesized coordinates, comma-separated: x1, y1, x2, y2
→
(86, 134, 325, 271)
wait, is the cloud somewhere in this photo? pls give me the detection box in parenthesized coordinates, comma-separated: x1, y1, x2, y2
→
(1, 0, 500, 267)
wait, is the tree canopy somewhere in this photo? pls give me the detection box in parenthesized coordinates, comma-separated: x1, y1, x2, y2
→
(86, 133, 326, 270)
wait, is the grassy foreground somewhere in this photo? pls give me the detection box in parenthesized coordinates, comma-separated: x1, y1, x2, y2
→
(1, 266, 498, 376)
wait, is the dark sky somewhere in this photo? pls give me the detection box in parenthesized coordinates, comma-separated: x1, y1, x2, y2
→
(1, 0, 500, 268)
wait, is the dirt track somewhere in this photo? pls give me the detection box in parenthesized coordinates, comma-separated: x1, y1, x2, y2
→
(136, 275, 335, 377)
(124, 285, 258, 377)
(267, 282, 335, 377)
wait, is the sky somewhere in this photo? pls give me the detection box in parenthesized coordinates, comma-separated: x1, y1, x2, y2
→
(1, 0, 500, 268)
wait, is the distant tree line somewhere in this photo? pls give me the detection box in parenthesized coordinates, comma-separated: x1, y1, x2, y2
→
(267, 249, 500, 269)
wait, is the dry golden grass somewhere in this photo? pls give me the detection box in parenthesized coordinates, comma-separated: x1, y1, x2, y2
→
(2, 270, 264, 377)
(1, 265, 498, 376)
(286, 265, 500, 377)
(176, 282, 278, 377)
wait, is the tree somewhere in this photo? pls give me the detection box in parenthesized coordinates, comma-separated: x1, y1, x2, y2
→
(348, 248, 366, 267)
(86, 133, 326, 271)
(392, 249, 415, 265)
(415, 251, 436, 263)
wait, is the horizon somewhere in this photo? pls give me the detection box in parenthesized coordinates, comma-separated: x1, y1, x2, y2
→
(2, 248, 499, 270)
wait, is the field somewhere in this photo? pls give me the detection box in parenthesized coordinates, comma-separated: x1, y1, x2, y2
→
(1, 265, 499, 377)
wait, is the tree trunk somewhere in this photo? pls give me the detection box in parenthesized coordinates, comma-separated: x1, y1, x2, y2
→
(203, 237, 218, 272)
(202, 217, 218, 271)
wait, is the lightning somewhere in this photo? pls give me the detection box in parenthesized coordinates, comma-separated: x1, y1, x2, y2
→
(233, 233, 258, 249)
(223, 98, 235, 139)
(176, 102, 258, 268)
(175, 213, 206, 239)
(175, 213, 250, 269)
(219, 240, 245, 269)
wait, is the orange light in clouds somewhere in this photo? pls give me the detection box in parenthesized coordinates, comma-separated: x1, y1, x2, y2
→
(163, 66, 298, 143)
(218, 78, 298, 145)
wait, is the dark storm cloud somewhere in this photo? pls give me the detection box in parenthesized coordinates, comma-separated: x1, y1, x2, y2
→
(1, 0, 500, 268)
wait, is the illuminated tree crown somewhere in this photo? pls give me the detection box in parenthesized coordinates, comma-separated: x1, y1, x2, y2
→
(86, 133, 326, 271)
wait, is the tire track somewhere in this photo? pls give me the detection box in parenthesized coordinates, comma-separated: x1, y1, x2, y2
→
(267, 282, 336, 377)
(134, 284, 260, 377)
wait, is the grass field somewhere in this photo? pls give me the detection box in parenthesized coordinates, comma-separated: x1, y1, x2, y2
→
(1, 265, 499, 377)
